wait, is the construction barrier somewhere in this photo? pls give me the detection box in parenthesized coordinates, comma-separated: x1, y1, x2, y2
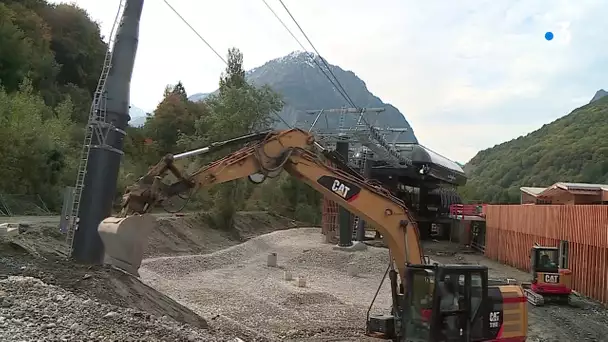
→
(321, 196, 339, 243)
(485, 205, 608, 304)
(321, 159, 339, 244)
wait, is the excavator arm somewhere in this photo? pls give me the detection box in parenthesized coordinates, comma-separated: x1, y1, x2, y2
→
(102, 128, 423, 279)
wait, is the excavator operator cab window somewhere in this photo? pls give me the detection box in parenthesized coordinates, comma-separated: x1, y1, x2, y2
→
(532, 247, 559, 273)
(403, 267, 434, 341)
(409, 265, 490, 342)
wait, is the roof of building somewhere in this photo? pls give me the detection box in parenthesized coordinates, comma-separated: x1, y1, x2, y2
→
(520, 182, 608, 198)
(520, 187, 547, 196)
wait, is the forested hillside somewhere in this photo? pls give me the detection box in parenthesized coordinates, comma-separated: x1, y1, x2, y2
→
(461, 96, 608, 203)
(0, 0, 321, 226)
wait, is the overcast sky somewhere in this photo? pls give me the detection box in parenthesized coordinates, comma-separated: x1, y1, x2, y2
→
(50, 0, 608, 163)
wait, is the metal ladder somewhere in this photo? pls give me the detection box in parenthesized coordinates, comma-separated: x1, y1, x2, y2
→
(64, 0, 126, 257)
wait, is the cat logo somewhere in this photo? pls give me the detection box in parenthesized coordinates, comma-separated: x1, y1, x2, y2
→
(544, 274, 559, 283)
(316, 176, 361, 202)
(489, 311, 501, 328)
(331, 180, 350, 199)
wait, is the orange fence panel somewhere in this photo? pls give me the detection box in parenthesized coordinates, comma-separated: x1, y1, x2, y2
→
(484, 204, 608, 304)
(486, 205, 608, 248)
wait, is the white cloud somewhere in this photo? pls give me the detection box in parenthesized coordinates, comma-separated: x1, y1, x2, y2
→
(49, 0, 608, 162)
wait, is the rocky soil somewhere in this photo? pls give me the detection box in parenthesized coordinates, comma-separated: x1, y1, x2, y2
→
(0, 212, 302, 341)
(0, 276, 224, 341)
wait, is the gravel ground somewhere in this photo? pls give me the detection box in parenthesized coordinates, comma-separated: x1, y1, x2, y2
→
(142, 229, 608, 342)
(0, 276, 233, 341)
(141, 228, 393, 341)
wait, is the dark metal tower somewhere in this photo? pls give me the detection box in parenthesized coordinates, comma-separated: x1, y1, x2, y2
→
(67, 0, 144, 263)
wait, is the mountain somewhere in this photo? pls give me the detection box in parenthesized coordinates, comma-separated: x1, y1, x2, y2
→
(590, 89, 608, 103)
(460, 94, 608, 203)
(192, 51, 417, 143)
(188, 93, 211, 102)
(129, 105, 148, 127)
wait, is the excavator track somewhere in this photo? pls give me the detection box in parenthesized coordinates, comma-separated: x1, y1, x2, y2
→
(523, 288, 545, 306)
(523, 286, 577, 307)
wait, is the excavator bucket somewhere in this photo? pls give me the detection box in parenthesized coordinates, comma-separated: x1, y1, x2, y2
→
(98, 214, 158, 276)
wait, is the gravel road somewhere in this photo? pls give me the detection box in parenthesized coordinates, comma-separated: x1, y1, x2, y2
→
(141, 228, 392, 341)
(0, 276, 232, 341)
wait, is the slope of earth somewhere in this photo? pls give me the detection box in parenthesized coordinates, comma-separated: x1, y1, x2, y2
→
(145, 211, 302, 258)
(425, 241, 608, 342)
(141, 228, 392, 341)
(0, 212, 302, 340)
(461, 95, 608, 203)
(0, 276, 223, 341)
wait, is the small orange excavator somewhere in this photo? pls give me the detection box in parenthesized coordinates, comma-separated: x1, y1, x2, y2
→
(523, 244, 573, 306)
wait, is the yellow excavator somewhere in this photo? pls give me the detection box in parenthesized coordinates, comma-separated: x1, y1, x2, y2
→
(98, 129, 527, 342)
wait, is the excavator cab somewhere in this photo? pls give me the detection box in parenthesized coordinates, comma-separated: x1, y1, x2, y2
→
(403, 264, 490, 342)
(528, 245, 572, 303)
(369, 264, 494, 341)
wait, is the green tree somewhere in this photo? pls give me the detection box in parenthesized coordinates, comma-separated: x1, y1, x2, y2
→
(0, 79, 76, 209)
(39, 3, 106, 94)
(219, 48, 246, 90)
(143, 83, 208, 154)
(200, 48, 283, 230)
(0, 3, 39, 92)
(172, 81, 188, 101)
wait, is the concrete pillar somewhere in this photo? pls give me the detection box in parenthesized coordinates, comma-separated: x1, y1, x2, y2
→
(335, 141, 352, 247)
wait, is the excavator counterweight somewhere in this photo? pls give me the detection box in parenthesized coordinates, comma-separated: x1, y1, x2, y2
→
(97, 128, 528, 341)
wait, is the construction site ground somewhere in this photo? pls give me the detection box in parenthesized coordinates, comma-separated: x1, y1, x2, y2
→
(1, 213, 608, 341)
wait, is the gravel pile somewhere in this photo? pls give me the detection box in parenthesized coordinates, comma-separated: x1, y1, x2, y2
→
(141, 228, 394, 341)
(0, 276, 236, 342)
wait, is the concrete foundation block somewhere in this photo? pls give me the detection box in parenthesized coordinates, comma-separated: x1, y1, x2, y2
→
(296, 276, 306, 287)
(0, 223, 20, 238)
(284, 271, 293, 281)
(332, 241, 367, 252)
(267, 252, 277, 267)
(346, 263, 358, 277)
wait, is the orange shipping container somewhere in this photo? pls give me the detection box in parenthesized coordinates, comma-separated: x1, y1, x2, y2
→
(485, 205, 608, 304)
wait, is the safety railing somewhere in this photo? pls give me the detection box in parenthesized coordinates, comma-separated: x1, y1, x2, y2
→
(449, 204, 486, 218)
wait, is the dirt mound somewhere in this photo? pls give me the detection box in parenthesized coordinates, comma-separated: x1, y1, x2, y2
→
(0, 237, 208, 330)
(0, 276, 221, 341)
(145, 211, 301, 258)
